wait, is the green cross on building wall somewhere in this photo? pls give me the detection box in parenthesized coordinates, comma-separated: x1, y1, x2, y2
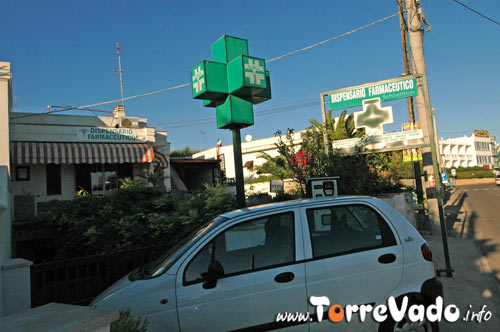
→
(191, 35, 271, 129)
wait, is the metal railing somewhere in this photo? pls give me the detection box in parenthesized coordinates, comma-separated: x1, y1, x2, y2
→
(30, 243, 171, 307)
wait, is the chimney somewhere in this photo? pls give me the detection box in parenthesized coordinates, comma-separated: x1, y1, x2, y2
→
(113, 105, 125, 118)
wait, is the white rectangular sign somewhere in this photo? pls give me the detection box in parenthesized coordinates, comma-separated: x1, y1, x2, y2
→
(332, 129, 425, 153)
(76, 127, 148, 143)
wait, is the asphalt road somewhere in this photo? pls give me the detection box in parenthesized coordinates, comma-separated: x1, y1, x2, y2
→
(451, 182, 500, 287)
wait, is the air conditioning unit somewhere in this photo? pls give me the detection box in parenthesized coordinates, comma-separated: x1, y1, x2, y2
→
(119, 117, 140, 128)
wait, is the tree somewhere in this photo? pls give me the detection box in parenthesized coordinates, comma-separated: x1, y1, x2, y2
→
(253, 153, 292, 180)
(271, 110, 402, 196)
(308, 109, 364, 143)
(274, 129, 325, 196)
(170, 146, 200, 157)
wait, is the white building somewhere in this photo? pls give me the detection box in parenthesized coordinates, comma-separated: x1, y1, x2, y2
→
(193, 131, 303, 182)
(8, 105, 171, 221)
(1, 62, 32, 317)
(0, 60, 172, 316)
(439, 131, 497, 169)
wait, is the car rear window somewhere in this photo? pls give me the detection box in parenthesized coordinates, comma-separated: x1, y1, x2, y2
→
(306, 204, 397, 259)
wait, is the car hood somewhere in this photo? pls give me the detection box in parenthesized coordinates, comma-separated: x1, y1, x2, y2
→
(90, 273, 132, 306)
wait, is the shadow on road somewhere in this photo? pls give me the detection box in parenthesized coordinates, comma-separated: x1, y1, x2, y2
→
(436, 185, 500, 330)
(444, 191, 471, 238)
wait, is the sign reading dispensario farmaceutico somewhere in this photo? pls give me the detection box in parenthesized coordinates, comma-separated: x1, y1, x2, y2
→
(328, 77, 418, 110)
(76, 127, 148, 143)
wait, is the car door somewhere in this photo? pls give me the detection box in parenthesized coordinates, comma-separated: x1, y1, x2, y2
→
(300, 201, 404, 332)
(176, 209, 309, 332)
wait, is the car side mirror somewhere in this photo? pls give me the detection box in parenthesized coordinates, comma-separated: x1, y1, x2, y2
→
(202, 261, 224, 290)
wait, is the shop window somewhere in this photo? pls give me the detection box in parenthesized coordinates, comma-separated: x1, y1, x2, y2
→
(15, 166, 30, 181)
(46, 164, 61, 195)
(76, 163, 133, 195)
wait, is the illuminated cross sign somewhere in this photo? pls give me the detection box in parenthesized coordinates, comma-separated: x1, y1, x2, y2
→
(353, 98, 393, 136)
(192, 67, 205, 93)
(191, 35, 271, 129)
(244, 59, 265, 85)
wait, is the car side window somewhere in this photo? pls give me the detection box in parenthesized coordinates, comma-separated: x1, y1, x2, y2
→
(183, 241, 213, 284)
(184, 212, 295, 284)
(306, 204, 396, 259)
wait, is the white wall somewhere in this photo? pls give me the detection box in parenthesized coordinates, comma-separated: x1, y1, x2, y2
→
(0, 167, 11, 317)
(10, 165, 76, 218)
(1, 62, 32, 317)
(0, 62, 13, 317)
(193, 131, 303, 181)
(440, 134, 496, 169)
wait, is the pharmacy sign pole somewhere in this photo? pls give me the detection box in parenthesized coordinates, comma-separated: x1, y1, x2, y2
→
(192, 35, 271, 208)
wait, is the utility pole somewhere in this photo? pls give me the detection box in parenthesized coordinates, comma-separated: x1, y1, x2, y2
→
(115, 42, 125, 106)
(397, 0, 415, 123)
(320, 94, 333, 176)
(405, 0, 453, 277)
(432, 107, 441, 169)
(397, 0, 425, 223)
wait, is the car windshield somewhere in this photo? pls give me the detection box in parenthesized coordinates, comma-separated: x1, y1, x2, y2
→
(129, 215, 228, 281)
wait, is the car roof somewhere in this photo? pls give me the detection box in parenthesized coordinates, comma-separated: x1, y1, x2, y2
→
(220, 195, 378, 219)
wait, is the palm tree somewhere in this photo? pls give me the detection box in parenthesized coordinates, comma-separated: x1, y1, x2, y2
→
(253, 152, 292, 180)
(308, 110, 364, 142)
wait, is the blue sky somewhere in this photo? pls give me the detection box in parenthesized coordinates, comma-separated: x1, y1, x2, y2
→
(2, 0, 499, 150)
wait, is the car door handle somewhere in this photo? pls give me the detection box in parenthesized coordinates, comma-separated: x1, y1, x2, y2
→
(274, 272, 294, 283)
(378, 253, 396, 264)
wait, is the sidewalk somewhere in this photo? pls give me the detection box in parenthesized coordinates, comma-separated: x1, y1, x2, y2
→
(423, 187, 500, 331)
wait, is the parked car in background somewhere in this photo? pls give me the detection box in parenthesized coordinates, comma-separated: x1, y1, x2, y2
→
(496, 174, 500, 186)
(92, 196, 442, 332)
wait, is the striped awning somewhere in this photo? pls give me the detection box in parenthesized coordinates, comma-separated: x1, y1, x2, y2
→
(152, 149, 169, 168)
(10, 142, 155, 165)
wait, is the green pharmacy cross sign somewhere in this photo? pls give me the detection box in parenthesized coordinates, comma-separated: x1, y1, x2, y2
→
(191, 35, 272, 208)
(191, 35, 271, 129)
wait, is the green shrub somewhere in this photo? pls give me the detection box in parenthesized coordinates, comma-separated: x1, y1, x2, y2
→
(454, 169, 495, 179)
(34, 184, 236, 259)
(245, 175, 281, 184)
(247, 192, 273, 206)
(273, 191, 296, 202)
(111, 308, 148, 332)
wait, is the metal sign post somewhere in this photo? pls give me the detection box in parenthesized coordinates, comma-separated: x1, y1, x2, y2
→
(320, 73, 453, 277)
(421, 73, 454, 277)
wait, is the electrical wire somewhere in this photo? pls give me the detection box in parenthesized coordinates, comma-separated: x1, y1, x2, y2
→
(77, 82, 192, 109)
(10, 106, 113, 120)
(34, 12, 399, 113)
(266, 12, 399, 63)
(452, 0, 500, 26)
(161, 102, 321, 129)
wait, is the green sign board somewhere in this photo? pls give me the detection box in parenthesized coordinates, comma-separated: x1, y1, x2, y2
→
(328, 77, 418, 110)
(191, 35, 271, 129)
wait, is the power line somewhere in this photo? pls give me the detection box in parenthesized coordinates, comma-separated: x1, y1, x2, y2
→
(266, 12, 399, 63)
(54, 12, 400, 110)
(10, 106, 113, 120)
(452, 0, 500, 26)
(162, 102, 321, 129)
(77, 82, 192, 109)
